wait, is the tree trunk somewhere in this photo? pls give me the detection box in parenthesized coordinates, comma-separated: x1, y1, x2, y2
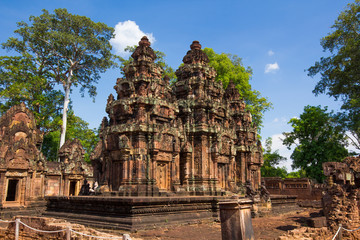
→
(59, 83, 71, 158)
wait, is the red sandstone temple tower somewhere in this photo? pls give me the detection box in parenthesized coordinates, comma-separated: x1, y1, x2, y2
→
(224, 81, 263, 190)
(96, 36, 180, 196)
(0, 103, 46, 208)
(0, 103, 93, 206)
(92, 37, 263, 196)
(174, 40, 237, 194)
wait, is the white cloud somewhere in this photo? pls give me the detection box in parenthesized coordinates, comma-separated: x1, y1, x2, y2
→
(271, 133, 286, 152)
(272, 117, 287, 123)
(265, 62, 280, 73)
(268, 50, 274, 56)
(110, 20, 156, 57)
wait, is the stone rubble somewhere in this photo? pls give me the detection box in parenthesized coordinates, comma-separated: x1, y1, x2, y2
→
(0, 216, 134, 240)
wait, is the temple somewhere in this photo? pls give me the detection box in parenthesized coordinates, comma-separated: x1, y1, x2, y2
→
(0, 103, 93, 216)
(0, 103, 46, 209)
(92, 37, 263, 196)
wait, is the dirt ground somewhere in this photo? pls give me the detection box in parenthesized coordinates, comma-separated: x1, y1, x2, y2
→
(131, 208, 320, 240)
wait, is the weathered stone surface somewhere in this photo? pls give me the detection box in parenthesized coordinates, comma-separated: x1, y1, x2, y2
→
(322, 157, 360, 239)
(45, 195, 227, 231)
(262, 177, 324, 201)
(219, 199, 254, 240)
(0, 103, 93, 216)
(0, 103, 46, 210)
(49, 138, 94, 196)
(277, 227, 331, 240)
(93, 37, 263, 197)
(269, 195, 301, 215)
(1, 216, 125, 240)
(306, 217, 327, 228)
(58, 138, 85, 163)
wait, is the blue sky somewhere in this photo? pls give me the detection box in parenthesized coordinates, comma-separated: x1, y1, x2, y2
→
(0, 0, 355, 170)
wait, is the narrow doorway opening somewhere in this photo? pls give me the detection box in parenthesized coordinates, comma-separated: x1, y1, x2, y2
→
(69, 181, 77, 196)
(6, 179, 19, 201)
(218, 164, 226, 189)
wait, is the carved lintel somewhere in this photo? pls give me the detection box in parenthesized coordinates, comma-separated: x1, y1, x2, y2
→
(5, 171, 27, 177)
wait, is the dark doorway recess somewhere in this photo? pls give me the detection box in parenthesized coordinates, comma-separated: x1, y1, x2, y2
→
(69, 181, 77, 196)
(6, 179, 19, 201)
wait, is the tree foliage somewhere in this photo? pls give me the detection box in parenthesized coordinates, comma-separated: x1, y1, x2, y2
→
(261, 137, 288, 178)
(203, 48, 272, 128)
(308, 0, 360, 150)
(283, 105, 349, 182)
(286, 169, 306, 179)
(1, 8, 118, 149)
(0, 56, 63, 132)
(42, 110, 99, 162)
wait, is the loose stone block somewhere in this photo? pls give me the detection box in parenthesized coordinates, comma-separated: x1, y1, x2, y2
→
(219, 199, 254, 240)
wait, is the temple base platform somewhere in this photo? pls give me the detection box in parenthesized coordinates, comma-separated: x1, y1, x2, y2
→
(0, 200, 46, 220)
(44, 195, 233, 231)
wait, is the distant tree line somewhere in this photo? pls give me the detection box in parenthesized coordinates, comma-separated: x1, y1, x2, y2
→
(263, 1, 360, 182)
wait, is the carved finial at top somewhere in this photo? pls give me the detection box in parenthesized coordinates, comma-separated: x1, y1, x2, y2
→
(131, 36, 156, 62)
(182, 40, 209, 64)
(139, 36, 151, 47)
(190, 41, 201, 50)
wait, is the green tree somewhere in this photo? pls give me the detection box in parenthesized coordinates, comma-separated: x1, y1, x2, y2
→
(286, 169, 306, 179)
(261, 137, 288, 178)
(0, 56, 63, 132)
(203, 48, 272, 128)
(42, 110, 98, 162)
(308, 0, 360, 150)
(1, 8, 118, 150)
(283, 105, 349, 182)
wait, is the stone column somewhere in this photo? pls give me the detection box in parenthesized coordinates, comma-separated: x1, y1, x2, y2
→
(240, 152, 246, 183)
(0, 172, 6, 206)
(208, 136, 213, 179)
(219, 199, 254, 240)
(257, 166, 261, 190)
(201, 135, 208, 178)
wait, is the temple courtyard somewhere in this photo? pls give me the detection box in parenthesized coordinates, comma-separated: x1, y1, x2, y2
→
(131, 208, 320, 240)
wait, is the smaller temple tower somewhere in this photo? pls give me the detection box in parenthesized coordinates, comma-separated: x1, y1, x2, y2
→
(0, 103, 46, 208)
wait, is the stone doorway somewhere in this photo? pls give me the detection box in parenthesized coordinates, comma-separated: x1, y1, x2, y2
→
(156, 162, 170, 190)
(6, 179, 19, 201)
(250, 168, 259, 189)
(180, 153, 187, 185)
(218, 164, 226, 189)
(69, 181, 77, 196)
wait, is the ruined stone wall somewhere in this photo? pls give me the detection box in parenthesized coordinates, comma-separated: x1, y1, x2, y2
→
(322, 157, 360, 239)
(263, 177, 323, 201)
